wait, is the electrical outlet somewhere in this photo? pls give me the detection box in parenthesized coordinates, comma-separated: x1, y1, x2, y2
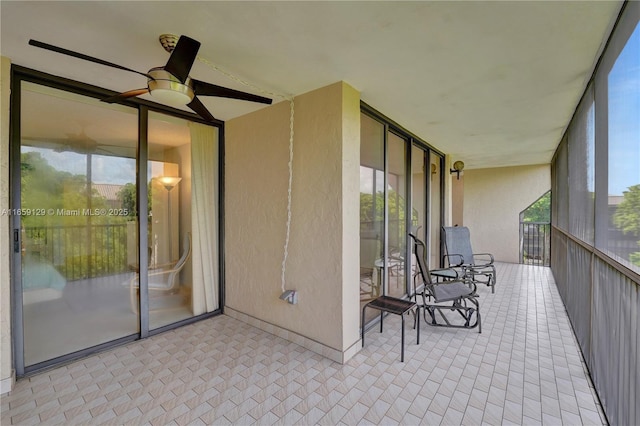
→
(279, 290, 297, 304)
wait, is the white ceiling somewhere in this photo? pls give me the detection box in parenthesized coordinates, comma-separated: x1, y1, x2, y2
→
(1, 1, 622, 169)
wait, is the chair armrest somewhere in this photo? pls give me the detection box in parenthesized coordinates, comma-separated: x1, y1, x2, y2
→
(472, 253, 494, 266)
(430, 268, 460, 280)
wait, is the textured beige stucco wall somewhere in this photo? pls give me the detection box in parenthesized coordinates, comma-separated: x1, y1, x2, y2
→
(339, 84, 361, 350)
(1, 56, 14, 390)
(225, 82, 360, 353)
(463, 164, 550, 263)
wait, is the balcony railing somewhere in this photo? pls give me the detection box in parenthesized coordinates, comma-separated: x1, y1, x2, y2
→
(24, 224, 130, 281)
(520, 222, 550, 266)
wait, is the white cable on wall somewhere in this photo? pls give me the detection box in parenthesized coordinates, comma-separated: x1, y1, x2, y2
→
(280, 99, 294, 293)
(197, 56, 295, 293)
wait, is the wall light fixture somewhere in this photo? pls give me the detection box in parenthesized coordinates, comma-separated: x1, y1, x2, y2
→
(450, 161, 465, 180)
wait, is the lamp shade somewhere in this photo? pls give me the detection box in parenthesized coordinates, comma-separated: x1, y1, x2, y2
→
(159, 176, 182, 191)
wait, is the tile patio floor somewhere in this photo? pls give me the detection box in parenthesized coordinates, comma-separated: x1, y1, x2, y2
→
(1, 262, 607, 425)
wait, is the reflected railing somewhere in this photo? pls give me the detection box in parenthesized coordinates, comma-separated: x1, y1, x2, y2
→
(24, 224, 130, 280)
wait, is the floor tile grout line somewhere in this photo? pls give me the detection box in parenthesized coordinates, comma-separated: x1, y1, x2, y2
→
(0, 263, 605, 426)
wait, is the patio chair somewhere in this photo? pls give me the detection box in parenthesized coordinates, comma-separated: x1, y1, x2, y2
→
(442, 226, 496, 293)
(409, 233, 481, 332)
(129, 232, 192, 313)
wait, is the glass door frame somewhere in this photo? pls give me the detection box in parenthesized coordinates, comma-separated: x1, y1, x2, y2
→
(406, 141, 446, 293)
(10, 65, 225, 376)
(361, 102, 445, 301)
(386, 129, 410, 298)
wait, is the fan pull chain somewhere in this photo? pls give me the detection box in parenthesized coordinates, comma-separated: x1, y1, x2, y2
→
(197, 56, 295, 293)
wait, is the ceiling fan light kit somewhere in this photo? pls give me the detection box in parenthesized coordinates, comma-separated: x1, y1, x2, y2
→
(28, 34, 272, 121)
(147, 68, 194, 105)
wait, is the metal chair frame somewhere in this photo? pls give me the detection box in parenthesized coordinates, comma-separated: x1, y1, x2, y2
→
(410, 233, 481, 332)
(442, 226, 496, 293)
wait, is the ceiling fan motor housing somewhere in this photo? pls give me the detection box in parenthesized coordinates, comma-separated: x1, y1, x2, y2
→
(147, 67, 194, 105)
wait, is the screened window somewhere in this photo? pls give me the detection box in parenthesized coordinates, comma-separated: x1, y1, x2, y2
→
(550, 4, 638, 424)
(601, 21, 640, 272)
(553, 135, 569, 232)
(568, 86, 595, 244)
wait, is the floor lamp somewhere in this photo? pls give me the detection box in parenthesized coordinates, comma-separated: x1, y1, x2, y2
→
(159, 176, 182, 261)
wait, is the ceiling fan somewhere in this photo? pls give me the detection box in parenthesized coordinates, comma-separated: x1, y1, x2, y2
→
(24, 130, 130, 156)
(28, 35, 273, 121)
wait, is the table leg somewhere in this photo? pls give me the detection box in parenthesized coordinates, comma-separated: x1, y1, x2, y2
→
(401, 314, 405, 362)
(361, 306, 366, 348)
(416, 306, 420, 344)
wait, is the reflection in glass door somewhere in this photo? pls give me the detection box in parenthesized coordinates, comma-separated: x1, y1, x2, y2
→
(144, 112, 219, 330)
(360, 109, 445, 327)
(14, 77, 222, 372)
(386, 132, 408, 299)
(360, 113, 385, 323)
(429, 152, 443, 268)
(410, 148, 443, 279)
(20, 82, 139, 366)
(410, 146, 427, 284)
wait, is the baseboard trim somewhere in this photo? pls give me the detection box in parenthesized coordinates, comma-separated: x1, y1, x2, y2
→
(224, 307, 360, 364)
(1, 370, 15, 395)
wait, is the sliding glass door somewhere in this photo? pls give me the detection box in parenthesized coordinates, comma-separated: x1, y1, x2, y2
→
(429, 152, 443, 268)
(360, 113, 385, 314)
(143, 112, 219, 330)
(19, 82, 139, 366)
(386, 132, 409, 299)
(13, 74, 221, 374)
(359, 107, 444, 326)
(409, 147, 442, 284)
(410, 146, 427, 281)
(360, 109, 443, 321)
